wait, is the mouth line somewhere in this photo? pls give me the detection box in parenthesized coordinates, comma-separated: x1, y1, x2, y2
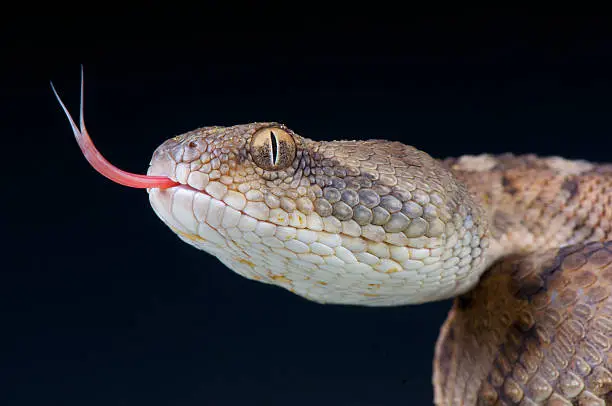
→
(147, 177, 208, 195)
(174, 183, 205, 194)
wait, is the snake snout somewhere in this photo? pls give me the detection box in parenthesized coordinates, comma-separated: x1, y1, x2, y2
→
(147, 139, 182, 180)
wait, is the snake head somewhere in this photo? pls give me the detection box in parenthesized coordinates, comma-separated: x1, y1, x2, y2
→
(145, 120, 491, 306)
(55, 69, 491, 306)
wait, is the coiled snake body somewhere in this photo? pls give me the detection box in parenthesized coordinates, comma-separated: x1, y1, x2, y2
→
(53, 75, 611, 405)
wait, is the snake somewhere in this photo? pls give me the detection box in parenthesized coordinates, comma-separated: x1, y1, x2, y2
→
(52, 72, 611, 405)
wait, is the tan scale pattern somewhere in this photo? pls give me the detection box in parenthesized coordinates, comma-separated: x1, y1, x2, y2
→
(433, 154, 612, 404)
(433, 242, 612, 405)
(444, 154, 612, 255)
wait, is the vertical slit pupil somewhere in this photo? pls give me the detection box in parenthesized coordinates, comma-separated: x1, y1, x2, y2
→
(270, 131, 278, 165)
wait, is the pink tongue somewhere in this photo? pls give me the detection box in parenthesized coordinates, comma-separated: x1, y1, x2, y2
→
(51, 68, 179, 189)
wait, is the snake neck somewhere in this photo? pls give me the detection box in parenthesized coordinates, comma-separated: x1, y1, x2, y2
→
(442, 153, 612, 259)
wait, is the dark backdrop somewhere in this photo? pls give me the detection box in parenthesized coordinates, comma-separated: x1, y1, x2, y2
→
(3, 13, 612, 406)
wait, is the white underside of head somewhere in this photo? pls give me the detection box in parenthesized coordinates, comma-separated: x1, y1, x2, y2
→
(148, 186, 485, 306)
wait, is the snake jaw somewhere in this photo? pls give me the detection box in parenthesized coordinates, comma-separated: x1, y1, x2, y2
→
(51, 67, 179, 189)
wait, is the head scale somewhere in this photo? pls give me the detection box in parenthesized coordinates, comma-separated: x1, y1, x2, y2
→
(54, 71, 490, 307)
(147, 123, 490, 306)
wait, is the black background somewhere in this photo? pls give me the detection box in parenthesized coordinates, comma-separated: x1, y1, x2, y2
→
(4, 12, 612, 406)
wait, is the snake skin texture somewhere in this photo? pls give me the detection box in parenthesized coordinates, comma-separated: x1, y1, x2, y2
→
(432, 157, 612, 405)
(145, 124, 612, 404)
(434, 243, 612, 405)
(147, 123, 490, 306)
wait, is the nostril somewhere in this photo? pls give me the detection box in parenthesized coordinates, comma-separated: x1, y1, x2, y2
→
(188, 141, 197, 149)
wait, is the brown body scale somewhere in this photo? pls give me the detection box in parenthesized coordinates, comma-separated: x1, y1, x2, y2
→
(434, 154, 612, 405)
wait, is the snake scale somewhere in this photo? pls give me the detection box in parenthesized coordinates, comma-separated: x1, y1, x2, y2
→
(53, 73, 611, 405)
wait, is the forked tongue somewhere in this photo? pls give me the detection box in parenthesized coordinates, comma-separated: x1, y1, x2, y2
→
(51, 68, 179, 189)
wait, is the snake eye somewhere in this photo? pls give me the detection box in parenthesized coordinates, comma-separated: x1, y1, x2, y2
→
(250, 127, 296, 171)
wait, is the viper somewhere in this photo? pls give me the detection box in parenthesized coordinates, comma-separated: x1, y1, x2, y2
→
(52, 71, 611, 405)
